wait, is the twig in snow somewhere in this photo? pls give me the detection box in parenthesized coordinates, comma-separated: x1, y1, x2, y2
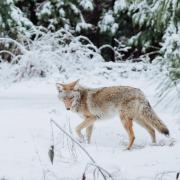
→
(82, 163, 114, 180)
(177, 172, 180, 180)
(155, 170, 178, 180)
(50, 118, 114, 180)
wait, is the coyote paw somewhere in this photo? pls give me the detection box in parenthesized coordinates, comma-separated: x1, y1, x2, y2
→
(122, 147, 131, 151)
(76, 135, 85, 143)
(150, 142, 157, 146)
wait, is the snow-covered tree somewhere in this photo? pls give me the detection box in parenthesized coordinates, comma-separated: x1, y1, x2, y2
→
(0, 0, 34, 38)
(157, 0, 180, 82)
(113, 0, 180, 82)
(113, 0, 179, 52)
(36, 0, 93, 32)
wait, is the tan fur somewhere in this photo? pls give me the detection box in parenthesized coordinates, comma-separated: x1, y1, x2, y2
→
(56, 80, 169, 149)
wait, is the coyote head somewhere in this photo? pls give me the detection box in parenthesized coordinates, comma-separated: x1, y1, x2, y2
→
(56, 80, 80, 110)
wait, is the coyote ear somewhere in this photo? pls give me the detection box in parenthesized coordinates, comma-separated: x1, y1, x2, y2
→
(74, 79, 80, 90)
(56, 83, 64, 91)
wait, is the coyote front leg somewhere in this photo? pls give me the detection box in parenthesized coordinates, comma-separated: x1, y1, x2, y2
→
(75, 117, 95, 143)
(120, 112, 135, 150)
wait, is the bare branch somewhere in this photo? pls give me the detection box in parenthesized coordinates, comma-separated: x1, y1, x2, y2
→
(50, 119, 114, 180)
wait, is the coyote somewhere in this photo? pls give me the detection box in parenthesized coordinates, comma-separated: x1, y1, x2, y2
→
(56, 80, 169, 150)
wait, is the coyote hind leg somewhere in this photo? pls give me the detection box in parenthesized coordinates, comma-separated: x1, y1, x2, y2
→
(137, 120, 156, 143)
(120, 112, 135, 150)
(146, 125, 156, 143)
(86, 125, 94, 144)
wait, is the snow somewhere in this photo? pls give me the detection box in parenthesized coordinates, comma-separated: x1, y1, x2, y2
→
(76, 14, 92, 32)
(0, 61, 180, 179)
(98, 10, 118, 34)
(0, 16, 2, 24)
(114, 0, 128, 13)
(80, 0, 94, 11)
(11, 6, 35, 32)
(59, 8, 65, 17)
(38, 2, 52, 16)
(6, 0, 13, 4)
(69, 3, 79, 15)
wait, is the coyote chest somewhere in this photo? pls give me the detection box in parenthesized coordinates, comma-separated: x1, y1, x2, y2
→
(87, 97, 119, 120)
(74, 90, 120, 120)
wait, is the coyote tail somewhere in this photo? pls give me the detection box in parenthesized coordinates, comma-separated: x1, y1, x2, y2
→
(142, 103, 169, 136)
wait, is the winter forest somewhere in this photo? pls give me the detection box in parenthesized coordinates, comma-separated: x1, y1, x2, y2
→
(0, 0, 180, 179)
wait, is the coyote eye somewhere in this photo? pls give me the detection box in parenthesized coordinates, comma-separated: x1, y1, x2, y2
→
(70, 96, 74, 99)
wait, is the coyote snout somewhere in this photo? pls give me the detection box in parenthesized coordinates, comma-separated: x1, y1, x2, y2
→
(56, 80, 80, 111)
(63, 97, 73, 110)
(56, 80, 169, 150)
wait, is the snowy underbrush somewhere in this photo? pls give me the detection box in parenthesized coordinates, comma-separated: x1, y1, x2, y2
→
(0, 29, 103, 82)
(145, 61, 180, 115)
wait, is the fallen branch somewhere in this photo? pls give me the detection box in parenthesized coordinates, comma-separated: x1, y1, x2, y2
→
(177, 172, 180, 180)
(155, 170, 179, 180)
(50, 118, 114, 180)
(83, 162, 114, 180)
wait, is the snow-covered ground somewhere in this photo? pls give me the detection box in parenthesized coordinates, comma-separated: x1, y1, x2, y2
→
(0, 63, 180, 180)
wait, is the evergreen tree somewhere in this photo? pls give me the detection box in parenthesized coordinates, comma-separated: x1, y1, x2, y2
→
(0, 0, 34, 39)
(36, 0, 90, 31)
(15, 0, 38, 25)
(113, 0, 180, 76)
(157, 0, 180, 82)
(0, 0, 17, 37)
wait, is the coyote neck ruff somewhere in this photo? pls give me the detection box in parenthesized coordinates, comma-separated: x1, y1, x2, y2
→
(56, 80, 169, 150)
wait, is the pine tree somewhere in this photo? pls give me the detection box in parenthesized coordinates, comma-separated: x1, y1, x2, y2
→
(0, 0, 35, 62)
(113, 0, 180, 80)
(36, 0, 84, 31)
(15, 0, 38, 25)
(0, 0, 34, 39)
(0, 0, 17, 37)
(158, 0, 180, 82)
